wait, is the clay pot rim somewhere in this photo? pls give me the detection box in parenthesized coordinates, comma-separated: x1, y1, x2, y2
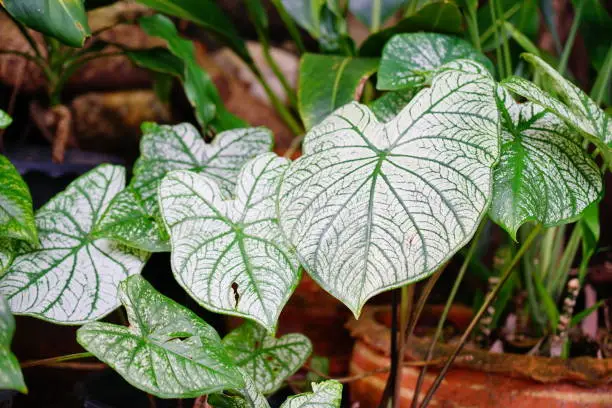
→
(347, 305, 612, 386)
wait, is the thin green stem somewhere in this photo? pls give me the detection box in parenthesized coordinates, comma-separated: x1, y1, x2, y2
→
(488, 0, 505, 79)
(590, 45, 612, 105)
(371, 0, 382, 32)
(420, 224, 542, 408)
(548, 225, 581, 300)
(394, 284, 414, 406)
(557, 0, 585, 76)
(479, 4, 521, 45)
(258, 33, 298, 109)
(21, 352, 94, 369)
(411, 222, 485, 408)
(270, 0, 306, 54)
(251, 63, 304, 136)
(465, 7, 481, 52)
(494, 0, 512, 77)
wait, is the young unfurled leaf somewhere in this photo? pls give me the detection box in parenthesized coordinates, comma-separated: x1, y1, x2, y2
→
(377, 32, 493, 90)
(77, 275, 243, 398)
(0, 109, 12, 129)
(490, 88, 603, 239)
(279, 380, 342, 408)
(279, 61, 500, 316)
(159, 154, 300, 331)
(502, 54, 612, 151)
(0, 296, 26, 394)
(2, 0, 91, 47)
(299, 54, 379, 130)
(223, 321, 312, 394)
(349, 0, 404, 32)
(0, 165, 148, 324)
(0, 156, 37, 245)
(369, 89, 419, 122)
(94, 123, 273, 252)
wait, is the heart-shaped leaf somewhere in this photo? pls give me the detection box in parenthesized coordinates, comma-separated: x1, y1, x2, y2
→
(280, 380, 342, 408)
(159, 153, 300, 331)
(2, 0, 91, 47)
(223, 321, 312, 394)
(299, 53, 379, 130)
(94, 123, 273, 252)
(0, 155, 37, 245)
(369, 89, 419, 122)
(0, 109, 11, 129)
(279, 60, 500, 315)
(490, 88, 603, 238)
(502, 54, 612, 151)
(0, 165, 148, 324)
(377, 32, 493, 90)
(0, 296, 26, 393)
(77, 275, 243, 398)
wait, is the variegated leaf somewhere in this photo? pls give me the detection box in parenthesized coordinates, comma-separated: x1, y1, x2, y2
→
(502, 54, 612, 150)
(94, 123, 273, 252)
(0, 296, 26, 393)
(0, 155, 37, 245)
(159, 154, 300, 331)
(0, 165, 148, 324)
(491, 88, 603, 238)
(223, 321, 312, 394)
(77, 275, 243, 398)
(279, 60, 500, 315)
(378, 32, 493, 90)
(0, 240, 15, 276)
(280, 380, 342, 408)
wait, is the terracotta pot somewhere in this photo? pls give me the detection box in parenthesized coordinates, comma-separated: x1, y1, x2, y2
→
(347, 306, 612, 408)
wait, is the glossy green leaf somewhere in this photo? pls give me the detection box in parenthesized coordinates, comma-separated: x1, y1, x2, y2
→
(573, 0, 612, 71)
(280, 380, 342, 408)
(0, 155, 37, 244)
(135, 0, 250, 62)
(0, 296, 26, 393)
(223, 321, 312, 394)
(0, 165, 148, 324)
(126, 47, 185, 78)
(280, 0, 325, 37)
(369, 89, 418, 122)
(279, 61, 500, 315)
(94, 123, 273, 252)
(490, 88, 603, 239)
(77, 275, 243, 398)
(359, 1, 463, 57)
(349, 0, 405, 31)
(502, 54, 612, 150)
(298, 54, 379, 130)
(2, 0, 91, 47)
(139, 15, 246, 131)
(0, 110, 11, 129)
(159, 154, 300, 331)
(377, 32, 493, 90)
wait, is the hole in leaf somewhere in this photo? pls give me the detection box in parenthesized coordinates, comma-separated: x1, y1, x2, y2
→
(231, 282, 240, 308)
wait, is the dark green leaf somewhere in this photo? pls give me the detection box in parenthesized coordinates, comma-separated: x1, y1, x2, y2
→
(359, 1, 463, 57)
(126, 47, 185, 78)
(298, 53, 379, 129)
(579, 203, 599, 283)
(572, 0, 612, 71)
(0, 296, 26, 393)
(280, 0, 326, 37)
(2, 0, 91, 47)
(570, 299, 604, 328)
(377, 32, 493, 90)
(349, 0, 405, 32)
(369, 89, 418, 122)
(78, 275, 244, 398)
(0, 155, 37, 244)
(245, 0, 269, 32)
(135, 0, 251, 62)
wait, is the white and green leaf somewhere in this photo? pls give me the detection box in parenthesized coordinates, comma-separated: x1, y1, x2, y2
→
(223, 321, 312, 394)
(94, 123, 273, 252)
(159, 154, 300, 331)
(78, 275, 243, 398)
(490, 88, 603, 238)
(377, 32, 493, 90)
(0, 165, 148, 324)
(0, 296, 26, 394)
(280, 380, 342, 408)
(279, 60, 500, 315)
(502, 53, 612, 150)
(0, 155, 37, 245)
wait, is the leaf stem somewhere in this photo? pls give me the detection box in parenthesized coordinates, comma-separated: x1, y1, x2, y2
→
(557, 0, 585, 76)
(371, 0, 382, 32)
(488, 0, 505, 79)
(419, 224, 542, 408)
(411, 222, 485, 407)
(21, 352, 94, 369)
(269, 0, 306, 54)
(493, 0, 513, 76)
